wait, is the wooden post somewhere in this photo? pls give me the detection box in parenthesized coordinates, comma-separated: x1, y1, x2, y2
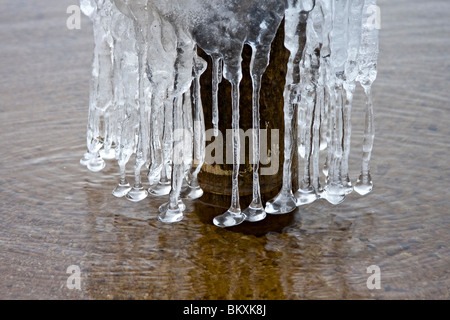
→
(197, 22, 292, 204)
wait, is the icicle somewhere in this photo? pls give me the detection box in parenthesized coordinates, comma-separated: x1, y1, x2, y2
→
(125, 104, 149, 202)
(212, 47, 246, 227)
(148, 97, 171, 196)
(318, 0, 333, 182)
(243, 1, 285, 221)
(110, 4, 138, 197)
(99, 110, 116, 160)
(159, 95, 186, 223)
(113, 105, 137, 197)
(354, 0, 379, 195)
(111, 0, 150, 202)
(181, 50, 207, 200)
(294, 5, 321, 206)
(146, 7, 178, 197)
(322, 0, 351, 205)
(311, 59, 322, 193)
(182, 91, 194, 175)
(354, 85, 375, 195)
(265, 0, 314, 215)
(324, 75, 346, 205)
(80, 0, 116, 172)
(320, 72, 331, 177)
(159, 21, 196, 223)
(211, 55, 222, 137)
(341, 0, 365, 192)
(242, 44, 268, 222)
(147, 90, 165, 186)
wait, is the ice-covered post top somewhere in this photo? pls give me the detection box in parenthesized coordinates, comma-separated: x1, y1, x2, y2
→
(80, 0, 380, 227)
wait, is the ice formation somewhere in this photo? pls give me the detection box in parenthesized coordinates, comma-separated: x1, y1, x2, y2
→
(80, 0, 379, 227)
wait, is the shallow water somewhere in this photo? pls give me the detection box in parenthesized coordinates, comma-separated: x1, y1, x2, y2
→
(0, 0, 449, 299)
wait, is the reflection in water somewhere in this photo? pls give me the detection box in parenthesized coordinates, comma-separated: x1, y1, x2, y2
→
(0, 0, 450, 299)
(81, 191, 382, 299)
(81, 183, 371, 300)
(82, 188, 288, 299)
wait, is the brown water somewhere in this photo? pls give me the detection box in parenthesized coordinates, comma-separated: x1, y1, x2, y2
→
(0, 0, 449, 300)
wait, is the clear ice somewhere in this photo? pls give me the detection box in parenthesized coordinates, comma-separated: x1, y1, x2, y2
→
(80, 0, 380, 227)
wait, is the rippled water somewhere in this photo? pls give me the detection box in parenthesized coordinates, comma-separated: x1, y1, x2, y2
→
(0, 0, 449, 299)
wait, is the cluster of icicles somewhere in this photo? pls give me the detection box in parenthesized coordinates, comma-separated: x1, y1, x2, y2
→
(80, 0, 379, 227)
